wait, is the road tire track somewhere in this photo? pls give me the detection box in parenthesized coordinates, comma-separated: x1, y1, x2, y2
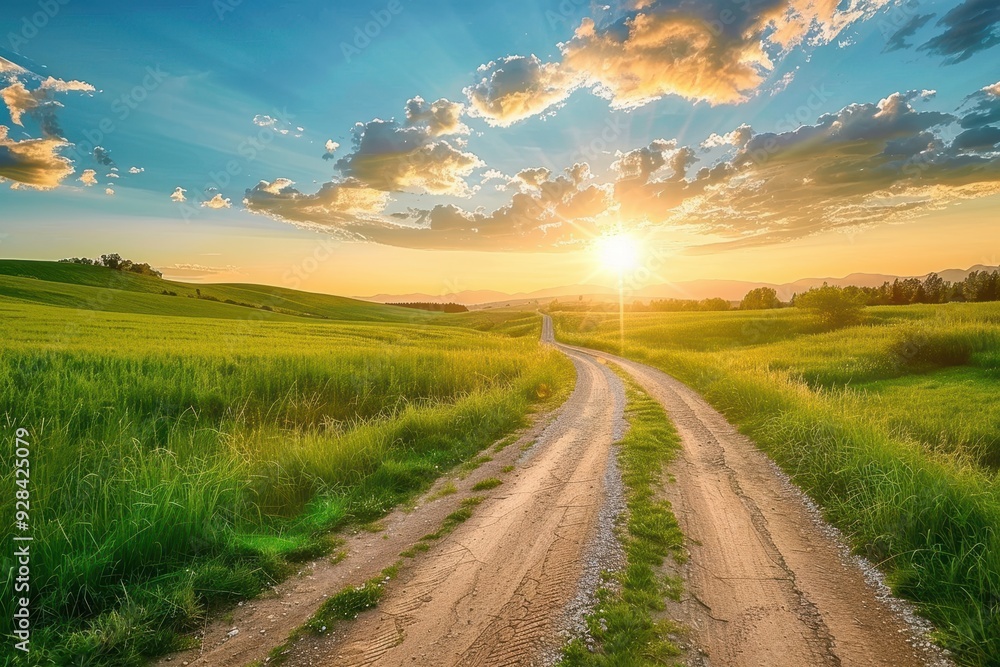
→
(549, 315, 950, 667)
(288, 343, 627, 666)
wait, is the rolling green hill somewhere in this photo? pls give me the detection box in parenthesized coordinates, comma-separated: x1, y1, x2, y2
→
(0, 259, 434, 323)
(0, 259, 569, 666)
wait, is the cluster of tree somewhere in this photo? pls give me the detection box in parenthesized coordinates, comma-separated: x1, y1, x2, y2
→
(59, 253, 162, 278)
(793, 285, 867, 326)
(740, 287, 782, 310)
(387, 302, 469, 313)
(853, 271, 1000, 305)
(646, 297, 731, 312)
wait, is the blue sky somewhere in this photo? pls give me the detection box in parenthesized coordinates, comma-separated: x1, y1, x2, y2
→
(1, 0, 999, 294)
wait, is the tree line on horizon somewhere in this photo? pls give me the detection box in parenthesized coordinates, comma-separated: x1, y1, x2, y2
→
(59, 253, 163, 278)
(386, 302, 469, 313)
(548, 270, 1000, 315)
(850, 271, 1000, 305)
(548, 297, 732, 313)
(752, 271, 1000, 309)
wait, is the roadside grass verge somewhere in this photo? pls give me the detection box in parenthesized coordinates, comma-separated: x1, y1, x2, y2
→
(552, 305, 1000, 666)
(0, 299, 573, 666)
(561, 375, 685, 666)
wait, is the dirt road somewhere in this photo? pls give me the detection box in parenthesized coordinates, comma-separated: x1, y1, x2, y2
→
(159, 316, 946, 667)
(287, 341, 627, 666)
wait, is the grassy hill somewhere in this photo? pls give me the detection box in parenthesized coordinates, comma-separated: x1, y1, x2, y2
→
(0, 259, 434, 323)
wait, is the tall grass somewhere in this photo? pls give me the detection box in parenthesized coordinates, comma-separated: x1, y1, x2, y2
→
(0, 299, 570, 665)
(553, 303, 1000, 666)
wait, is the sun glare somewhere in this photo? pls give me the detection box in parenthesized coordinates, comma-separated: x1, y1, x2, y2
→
(597, 233, 639, 273)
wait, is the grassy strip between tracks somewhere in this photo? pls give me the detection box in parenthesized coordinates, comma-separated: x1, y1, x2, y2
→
(560, 372, 686, 666)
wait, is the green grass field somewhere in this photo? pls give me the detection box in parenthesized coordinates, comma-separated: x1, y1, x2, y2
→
(552, 304, 1000, 666)
(0, 259, 436, 322)
(0, 262, 571, 665)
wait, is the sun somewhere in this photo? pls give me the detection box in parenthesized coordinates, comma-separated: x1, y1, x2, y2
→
(596, 233, 639, 273)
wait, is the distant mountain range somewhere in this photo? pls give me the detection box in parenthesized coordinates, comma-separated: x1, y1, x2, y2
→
(360, 265, 1000, 307)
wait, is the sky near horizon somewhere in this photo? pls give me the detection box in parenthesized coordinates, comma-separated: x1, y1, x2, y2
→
(1, 0, 999, 297)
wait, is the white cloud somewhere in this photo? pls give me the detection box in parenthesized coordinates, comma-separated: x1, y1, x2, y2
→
(0, 125, 73, 189)
(166, 263, 241, 273)
(700, 124, 754, 150)
(514, 166, 551, 189)
(610, 88, 1000, 251)
(465, 0, 892, 125)
(245, 166, 612, 252)
(0, 82, 35, 126)
(78, 169, 97, 186)
(0, 57, 27, 77)
(464, 55, 576, 127)
(170, 186, 187, 202)
(0, 75, 95, 137)
(93, 146, 114, 167)
(480, 168, 514, 189)
(335, 98, 483, 196)
(201, 193, 232, 209)
(244, 177, 389, 231)
(38, 77, 95, 94)
(404, 96, 469, 136)
(322, 138, 339, 160)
